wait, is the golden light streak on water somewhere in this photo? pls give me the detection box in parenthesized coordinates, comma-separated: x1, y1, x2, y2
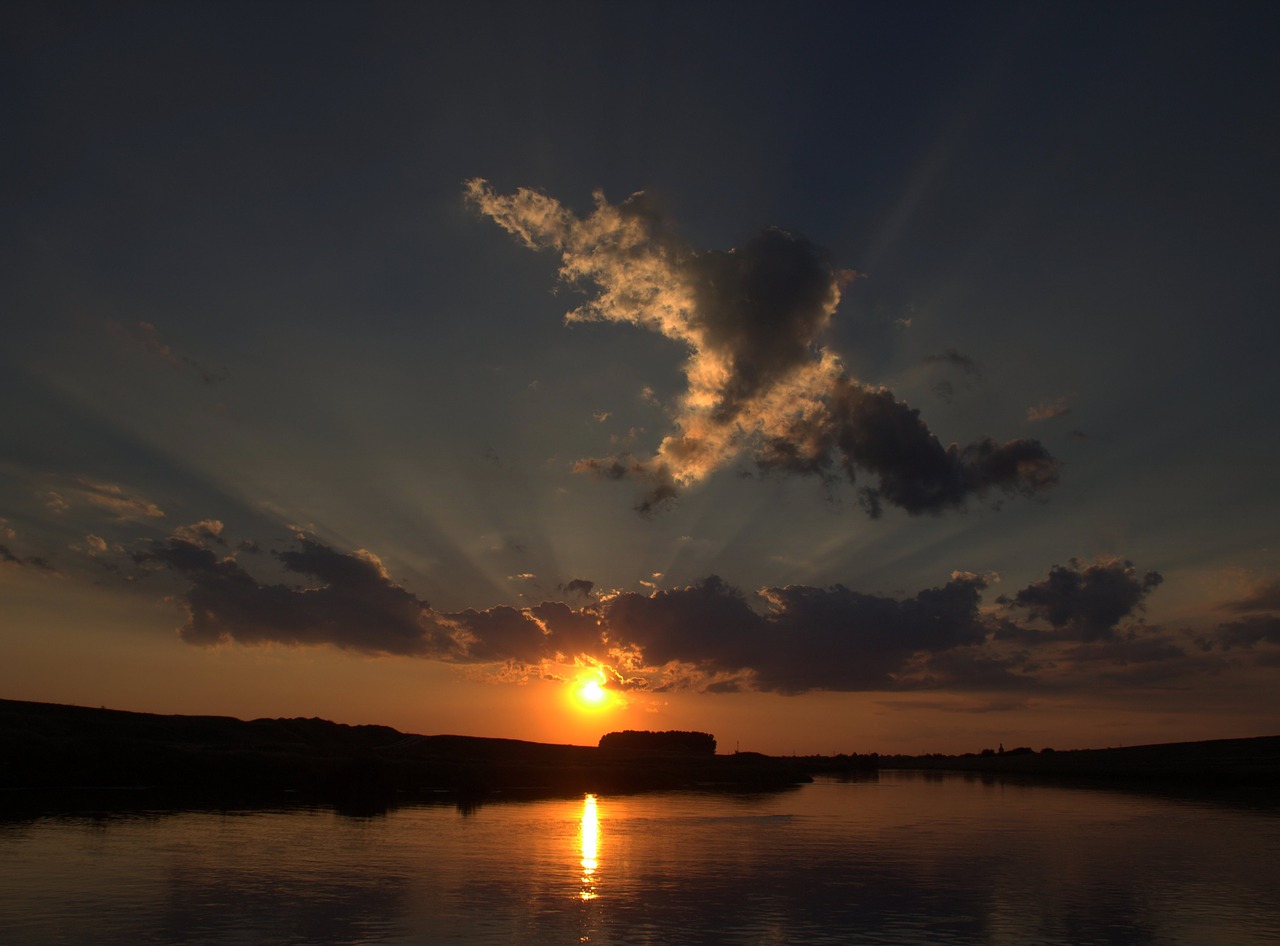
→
(579, 793, 599, 901)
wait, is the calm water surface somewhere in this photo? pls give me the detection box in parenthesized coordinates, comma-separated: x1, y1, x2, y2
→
(2, 772, 1278, 945)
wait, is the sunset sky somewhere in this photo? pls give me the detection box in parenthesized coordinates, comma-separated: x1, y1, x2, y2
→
(3, 1, 1278, 754)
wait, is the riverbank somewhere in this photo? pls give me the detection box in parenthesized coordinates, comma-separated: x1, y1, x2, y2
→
(0, 698, 809, 806)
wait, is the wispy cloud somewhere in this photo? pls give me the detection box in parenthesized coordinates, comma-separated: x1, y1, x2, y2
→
(41, 479, 165, 522)
(0, 544, 56, 572)
(109, 321, 229, 385)
(467, 180, 1058, 516)
(1220, 573, 1280, 613)
(1027, 397, 1072, 422)
(923, 348, 981, 376)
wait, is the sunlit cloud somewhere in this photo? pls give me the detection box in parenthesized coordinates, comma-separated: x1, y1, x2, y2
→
(1027, 397, 1072, 422)
(467, 179, 1058, 516)
(50, 478, 166, 522)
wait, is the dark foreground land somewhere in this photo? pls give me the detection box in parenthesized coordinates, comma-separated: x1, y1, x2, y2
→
(876, 736, 1280, 798)
(4, 699, 1278, 810)
(0, 699, 809, 807)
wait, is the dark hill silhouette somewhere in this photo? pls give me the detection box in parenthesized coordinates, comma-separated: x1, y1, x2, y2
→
(5, 698, 1277, 809)
(0, 699, 807, 804)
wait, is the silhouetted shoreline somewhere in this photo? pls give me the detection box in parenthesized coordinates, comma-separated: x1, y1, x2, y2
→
(5, 699, 1278, 812)
(877, 737, 1280, 802)
(0, 699, 810, 808)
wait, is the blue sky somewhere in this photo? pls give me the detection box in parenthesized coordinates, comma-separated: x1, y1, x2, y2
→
(2, 1, 1278, 752)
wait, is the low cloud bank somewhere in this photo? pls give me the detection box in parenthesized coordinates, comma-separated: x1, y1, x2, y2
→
(122, 527, 1241, 696)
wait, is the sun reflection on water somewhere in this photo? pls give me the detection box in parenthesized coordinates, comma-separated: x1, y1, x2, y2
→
(579, 793, 599, 901)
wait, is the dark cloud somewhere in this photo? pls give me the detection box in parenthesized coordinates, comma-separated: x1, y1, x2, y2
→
(683, 227, 843, 421)
(468, 181, 1058, 517)
(1061, 629, 1186, 664)
(603, 573, 992, 693)
(923, 349, 981, 376)
(605, 576, 768, 671)
(0, 544, 56, 571)
(1197, 615, 1280, 650)
(1221, 575, 1280, 613)
(999, 559, 1163, 641)
(559, 578, 595, 599)
(757, 574, 991, 692)
(131, 522, 1193, 698)
(758, 381, 1059, 516)
(448, 605, 547, 663)
(906, 648, 1031, 691)
(525, 600, 607, 657)
(830, 382, 1058, 516)
(134, 533, 451, 656)
(131, 528, 614, 666)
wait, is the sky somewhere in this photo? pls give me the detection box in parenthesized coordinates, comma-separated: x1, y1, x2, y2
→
(2, 0, 1279, 755)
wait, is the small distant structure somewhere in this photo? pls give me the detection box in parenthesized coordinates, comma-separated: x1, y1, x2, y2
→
(599, 730, 716, 756)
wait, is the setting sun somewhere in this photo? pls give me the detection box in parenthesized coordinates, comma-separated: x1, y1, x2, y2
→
(571, 672, 614, 712)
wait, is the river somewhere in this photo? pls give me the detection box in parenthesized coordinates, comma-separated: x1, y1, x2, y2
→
(3, 772, 1277, 945)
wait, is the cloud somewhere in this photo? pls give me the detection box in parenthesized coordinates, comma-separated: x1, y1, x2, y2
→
(998, 558, 1163, 641)
(172, 519, 226, 546)
(923, 348, 981, 376)
(53, 479, 166, 522)
(123, 520, 1213, 698)
(1197, 615, 1280, 650)
(446, 606, 548, 663)
(467, 180, 1057, 515)
(1060, 629, 1185, 665)
(139, 527, 1016, 693)
(601, 572, 992, 693)
(1221, 574, 1280, 612)
(1027, 397, 1072, 422)
(560, 578, 595, 599)
(0, 544, 56, 571)
(129, 527, 611, 665)
(133, 530, 452, 656)
(110, 320, 229, 384)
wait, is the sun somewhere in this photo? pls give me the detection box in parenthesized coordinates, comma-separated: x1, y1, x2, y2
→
(579, 678, 606, 705)
(571, 671, 613, 712)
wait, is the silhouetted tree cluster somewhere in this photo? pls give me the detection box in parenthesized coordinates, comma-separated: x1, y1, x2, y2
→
(599, 730, 717, 755)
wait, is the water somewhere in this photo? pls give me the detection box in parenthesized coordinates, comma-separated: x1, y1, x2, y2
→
(2, 772, 1278, 945)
